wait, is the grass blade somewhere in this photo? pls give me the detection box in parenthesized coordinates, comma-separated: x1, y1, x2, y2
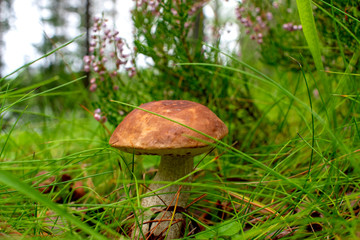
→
(296, 0, 327, 89)
(0, 34, 84, 83)
(0, 170, 108, 240)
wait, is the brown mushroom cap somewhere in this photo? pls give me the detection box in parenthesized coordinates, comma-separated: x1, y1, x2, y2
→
(109, 100, 228, 156)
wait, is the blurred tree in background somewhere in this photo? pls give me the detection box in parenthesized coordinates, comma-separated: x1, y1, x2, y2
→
(2, 0, 359, 149)
(0, 0, 14, 77)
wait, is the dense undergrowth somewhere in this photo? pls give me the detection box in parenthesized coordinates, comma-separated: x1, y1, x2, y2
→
(1, 0, 360, 239)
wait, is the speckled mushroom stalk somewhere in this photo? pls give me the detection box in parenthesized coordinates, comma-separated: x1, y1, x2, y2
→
(142, 155, 193, 209)
(138, 155, 194, 239)
(109, 100, 228, 239)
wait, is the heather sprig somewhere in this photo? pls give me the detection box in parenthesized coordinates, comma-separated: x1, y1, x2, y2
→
(282, 22, 303, 32)
(235, 4, 275, 44)
(93, 108, 107, 123)
(236, 1, 303, 45)
(84, 17, 136, 90)
(83, 17, 137, 125)
(134, 0, 209, 32)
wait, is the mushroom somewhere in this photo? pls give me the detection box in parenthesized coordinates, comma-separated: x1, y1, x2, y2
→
(109, 100, 228, 239)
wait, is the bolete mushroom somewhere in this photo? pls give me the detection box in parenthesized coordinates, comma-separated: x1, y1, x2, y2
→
(109, 100, 228, 239)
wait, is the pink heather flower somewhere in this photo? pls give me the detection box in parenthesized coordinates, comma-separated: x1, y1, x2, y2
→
(110, 71, 117, 77)
(94, 113, 101, 121)
(115, 37, 122, 43)
(266, 12, 273, 21)
(171, 8, 177, 15)
(313, 89, 319, 98)
(117, 42, 124, 49)
(240, 17, 248, 24)
(113, 85, 119, 91)
(83, 55, 91, 64)
(89, 47, 95, 53)
(127, 67, 136, 77)
(257, 38, 263, 44)
(84, 65, 90, 72)
(283, 23, 302, 31)
(235, 7, 242, 19)
(283, 23, 294, 31)
(244, 19, 252, 27)
(89, 83, 97, 92)
(256, 16, 262, 23)
(90, 78, 96, 84)
(94, 108, 101, 114)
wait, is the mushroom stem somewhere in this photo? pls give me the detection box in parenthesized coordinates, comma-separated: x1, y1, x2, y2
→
(136, 155, 193, 239)
(142, 155, 193, 209)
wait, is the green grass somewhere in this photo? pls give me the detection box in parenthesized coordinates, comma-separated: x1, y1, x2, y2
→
(1, 5, 360, 239)
(1, 60, 359, 239)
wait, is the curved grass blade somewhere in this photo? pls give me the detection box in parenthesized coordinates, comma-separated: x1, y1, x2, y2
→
(0, 34, 84, 83)
(312, 1, 360, 46)
(296, 0, 326, 89)
(0, 106, 27, 158)
(0, 76, 85, 115)
(0, 76, 60, 99)
(0, 170, 108, 240)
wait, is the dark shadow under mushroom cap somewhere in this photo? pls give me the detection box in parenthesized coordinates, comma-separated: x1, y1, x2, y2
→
(109, 100, 228, 156)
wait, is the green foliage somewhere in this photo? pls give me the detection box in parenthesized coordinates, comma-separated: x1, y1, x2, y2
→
(194, 220, 241, 239)
(1, 0, 360, 239)
(128, 1, 270, 148)
(0, 171, 108, 239)
(316, 0, 360, 51)
(132, 1, 225, 100)
(297, 0, 325, 77)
